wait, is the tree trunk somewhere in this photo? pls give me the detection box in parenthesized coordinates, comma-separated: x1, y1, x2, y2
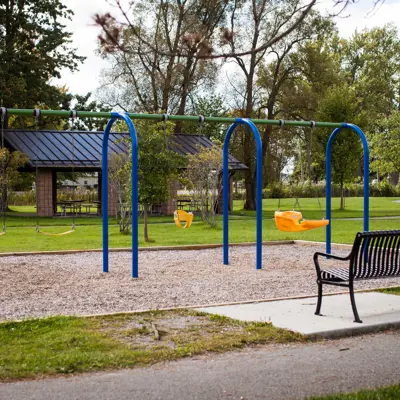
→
(243, 70, 256, 210)
(340, 178, 345, 210)
(143, 203, 149, 242)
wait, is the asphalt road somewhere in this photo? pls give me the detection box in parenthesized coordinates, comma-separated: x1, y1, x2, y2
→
(2, 331, 400, 400)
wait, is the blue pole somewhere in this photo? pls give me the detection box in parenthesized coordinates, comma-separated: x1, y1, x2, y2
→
(102, 116, 117, 273)
(343, 124, 369, 233)
(223, 118, 263, 269)
(325, 124, 369, 254)
(223, 123, 237, 266)
(122, 113, 139, 279)
(102, 112, 139, 278)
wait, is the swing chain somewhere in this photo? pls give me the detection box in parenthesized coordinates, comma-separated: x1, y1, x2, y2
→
(70, 111, 77, 230)
(34, 109, 41, 232)
(0, 107, 6, 232)
(277, 119, 285, 210)
(309, 120, 324, 219)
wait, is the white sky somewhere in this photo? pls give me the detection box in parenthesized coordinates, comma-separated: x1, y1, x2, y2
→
(54, 0, 400, 97)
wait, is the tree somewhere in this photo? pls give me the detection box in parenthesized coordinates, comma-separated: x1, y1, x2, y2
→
(0, 148, 29, 212)
(370, 112, 400, 178)
(121, 120, 183, 242)
(109, 151, 131, 233)
(98, 0, 372, 60)
(182, 94, 229, 142)
(316, 84, 362, 209)
(224, 4, 333, 209)
(97, 0, 227, 119)
(341, 24, 400, 121)
(64, 93, 112, 132)
(264, 31, 342, 184)
(0, 0, 85, 117)
(186, 145, 222, 228)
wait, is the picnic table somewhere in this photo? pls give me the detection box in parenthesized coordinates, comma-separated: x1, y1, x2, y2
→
(176, 199, 191, 211)
(57, 200, 85, 216)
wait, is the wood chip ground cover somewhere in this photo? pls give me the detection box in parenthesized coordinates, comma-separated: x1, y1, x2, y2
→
(3, 244, 400, 321)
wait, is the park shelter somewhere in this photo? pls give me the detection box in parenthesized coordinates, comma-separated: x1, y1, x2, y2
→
(3, 130, 246, 216)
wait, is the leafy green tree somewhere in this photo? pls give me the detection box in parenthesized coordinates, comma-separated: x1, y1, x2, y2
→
(0, 0, 85, 116)
(370, 112, 400, 178)
(341, 24, 400, 121)
(185, 146, 222, 228)
(64, 93, 112, 132)
(121, 120, 183, 242)
(183, 95, 229, 143)
(0, 148, 29, 212)
(228, 5, 333, 208)
(316, 84, 362, 209)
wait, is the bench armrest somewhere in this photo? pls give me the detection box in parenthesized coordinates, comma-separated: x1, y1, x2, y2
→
(313, 251, 351, 277)
(314, 252, 351, 262)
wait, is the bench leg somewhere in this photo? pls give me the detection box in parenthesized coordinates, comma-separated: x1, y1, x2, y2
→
(349, 283, 362, 323)
(315, 281, 323, 316)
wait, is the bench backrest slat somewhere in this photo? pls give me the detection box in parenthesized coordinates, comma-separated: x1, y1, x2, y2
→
(388, 235, 398, 275)
(394, 234, 400, 274)
(351, 230, 400, 279)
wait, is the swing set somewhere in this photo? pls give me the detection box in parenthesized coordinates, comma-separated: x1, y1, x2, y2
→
(273, 120, 329, 233)
(0, 107, 370, 278)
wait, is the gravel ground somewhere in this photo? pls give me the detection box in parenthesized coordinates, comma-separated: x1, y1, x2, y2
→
(1, 244, 399, 321)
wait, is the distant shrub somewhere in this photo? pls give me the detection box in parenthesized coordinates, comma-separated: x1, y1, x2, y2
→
(8, 191, 36, 205)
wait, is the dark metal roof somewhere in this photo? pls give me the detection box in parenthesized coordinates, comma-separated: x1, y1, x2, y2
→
(4, 130, 126, 168)
(4, 130, 247, 170)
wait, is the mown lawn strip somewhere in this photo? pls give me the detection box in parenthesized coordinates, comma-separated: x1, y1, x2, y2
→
(0, 310, 305, 381)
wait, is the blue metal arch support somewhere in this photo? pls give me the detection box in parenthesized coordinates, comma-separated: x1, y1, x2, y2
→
(223, 118, 263, 269)
(102, 112, 139, 278)
(326, 123, 369, 254)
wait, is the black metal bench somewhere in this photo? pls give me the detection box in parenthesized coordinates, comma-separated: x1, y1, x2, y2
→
(314, 230, 400, 323)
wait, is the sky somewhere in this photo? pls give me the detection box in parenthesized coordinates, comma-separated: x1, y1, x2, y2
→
(54, 0, 400, 97)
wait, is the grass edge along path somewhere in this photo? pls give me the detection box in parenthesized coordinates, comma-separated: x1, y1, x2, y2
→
(309, 383, 400, 399)
(378, 287, 400, 296)
(0, 310, 305, 382)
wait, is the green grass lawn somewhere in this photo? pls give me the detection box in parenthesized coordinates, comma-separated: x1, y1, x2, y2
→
(232, 197, 400, 219)
(309, 384, 400, 399)
(0, 197, 398, 253)
(378, 287, 400, 296)
(0, 311, 304, 381)
(6, 197, 400, 227)
(0, 217, 399, 253)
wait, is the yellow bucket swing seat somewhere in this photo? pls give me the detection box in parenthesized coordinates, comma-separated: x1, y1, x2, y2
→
(274, 121, 329, 233)
(274, 210, 329, 232)
(174, 209, 194, 229)
(274, 192, 329, 232)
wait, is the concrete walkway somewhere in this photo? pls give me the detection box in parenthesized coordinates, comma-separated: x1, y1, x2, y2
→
(1, 331, 400, 400)
(197, 292, 400, 338)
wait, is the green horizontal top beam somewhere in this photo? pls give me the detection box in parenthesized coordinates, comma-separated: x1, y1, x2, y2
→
(4, 108, 344, 128)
